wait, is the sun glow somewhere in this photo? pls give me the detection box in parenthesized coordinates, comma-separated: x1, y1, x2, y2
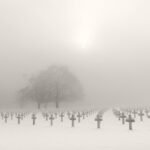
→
(78, 32, 90, 49)
(70, 10, 96, 52)
(74, 26, 92, 51)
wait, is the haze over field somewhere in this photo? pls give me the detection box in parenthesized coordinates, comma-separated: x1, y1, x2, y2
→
(0, 0, 150, 107)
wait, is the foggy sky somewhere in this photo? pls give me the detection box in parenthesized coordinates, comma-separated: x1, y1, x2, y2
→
(0, 0, 150, 106)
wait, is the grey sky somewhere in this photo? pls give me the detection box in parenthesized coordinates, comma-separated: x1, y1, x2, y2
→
(0, 0, 150, 106)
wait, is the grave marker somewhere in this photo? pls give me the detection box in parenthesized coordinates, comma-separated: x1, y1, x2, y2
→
(16, 114, 21, 124)
(120, 112, 126, 125)
(95, 114, 103, 129)
(70, 114, 76, 127)
(138, 110, 144, 121)
(126, 114, 135, 130)
(32, 114, 37, 125)
(49, 114, 55, 126)
(77, 112, 82, 123)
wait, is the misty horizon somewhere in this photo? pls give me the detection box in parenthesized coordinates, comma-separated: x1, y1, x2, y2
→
(0, 0, 150, 107)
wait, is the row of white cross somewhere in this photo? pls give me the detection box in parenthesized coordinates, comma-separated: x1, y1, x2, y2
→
(113, 108, 150, 130)
(0, 110, 103, 127)
(0, 108, 149, 130)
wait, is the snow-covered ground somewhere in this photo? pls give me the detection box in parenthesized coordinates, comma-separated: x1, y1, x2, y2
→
(0, 110, 150, 150)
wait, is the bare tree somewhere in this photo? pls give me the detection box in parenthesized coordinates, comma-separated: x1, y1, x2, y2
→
(19, 65, 84, 109)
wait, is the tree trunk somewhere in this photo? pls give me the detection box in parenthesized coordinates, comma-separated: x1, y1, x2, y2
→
(56, 101, 59, 108)
(38, 103, 41, 109)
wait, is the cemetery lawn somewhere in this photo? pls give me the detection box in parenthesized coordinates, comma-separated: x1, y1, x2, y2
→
(0, 110, 149, 150)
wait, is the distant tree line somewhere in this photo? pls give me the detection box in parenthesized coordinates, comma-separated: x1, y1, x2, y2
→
(18, 65, 84, 109)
